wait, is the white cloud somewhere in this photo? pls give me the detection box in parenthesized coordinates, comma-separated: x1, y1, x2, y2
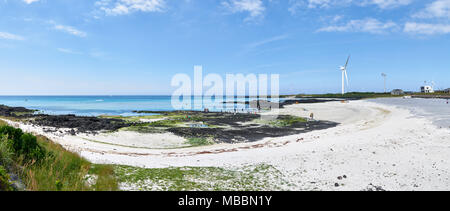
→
(289, 0, 411, 12)
(53, 24, 87, 37)
(404, 22, 450, 34)
(96, 0, 166, 16)
(361, 0, 413, 9)
(413, 0, 450, 19)
(0, 32, 25, 40)
(247, 34, 289, 48)
(57, 48, 82, 54)
(222, 0, 266, 21)
(307, 0, 335, 8)
(317, 18, 398, 34)
(23, 0, 39, 4)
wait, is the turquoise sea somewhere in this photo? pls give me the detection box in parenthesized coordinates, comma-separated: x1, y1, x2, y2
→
(0, 96, 284, 116)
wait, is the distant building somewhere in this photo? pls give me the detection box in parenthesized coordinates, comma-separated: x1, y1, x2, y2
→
(444, 88, 450, 93)
(421, 86, 434, 93)
(391, 89, 404, 95)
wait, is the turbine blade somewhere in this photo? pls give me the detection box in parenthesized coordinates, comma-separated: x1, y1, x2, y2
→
(344, 55, 350, 69)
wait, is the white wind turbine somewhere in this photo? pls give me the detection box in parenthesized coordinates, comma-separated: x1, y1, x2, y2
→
(381, 73, 387, 93)
(339, 55, 350, 95)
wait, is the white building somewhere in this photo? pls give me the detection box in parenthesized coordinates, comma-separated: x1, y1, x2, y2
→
(421, 86, 434, 93)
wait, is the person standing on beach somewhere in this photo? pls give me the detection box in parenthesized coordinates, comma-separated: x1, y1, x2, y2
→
(310, 113, 314, 120)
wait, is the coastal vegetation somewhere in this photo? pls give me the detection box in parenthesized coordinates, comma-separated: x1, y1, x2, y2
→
(115, 111, 338, 143)
(0, 102, 335, 191)
(0, 120, 118, 191)
(296, 92, 399, 99)
(186, 137, 214, 147)
(269, 116, 307, 127)
(0, 119, 292, 191)
(114, 164, 290, 191)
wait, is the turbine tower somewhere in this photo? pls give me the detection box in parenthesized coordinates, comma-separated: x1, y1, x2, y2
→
(381, 73, 387, 93)
(340, 55, 350, 95)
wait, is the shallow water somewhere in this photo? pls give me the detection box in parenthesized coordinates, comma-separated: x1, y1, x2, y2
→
(0, 96, 286, 116)
(369, 98, 450, 129)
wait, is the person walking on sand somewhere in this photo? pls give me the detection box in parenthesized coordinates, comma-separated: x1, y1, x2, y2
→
(310, 113, 314, 120)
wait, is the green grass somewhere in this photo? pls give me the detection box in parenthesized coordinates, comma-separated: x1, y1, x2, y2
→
(0, 165, 13, 191)
(121, 125, 166, 134)
(119, 119, 184, 134)
(0, 123, 119, 191)
(186, 137, 214, 147)
(114, 164, 291, 191)
(1, 119, 293, 191)
(12, 111, 35, 117)
(412, 92, 450, 96)
(148, 119, 183, 127)
(296, 92, 400, 99)
(270, 116, 307, 127)
(21, 135, 119, 191)
(99, 115, 164, 122)
(0, 135, 14, 168)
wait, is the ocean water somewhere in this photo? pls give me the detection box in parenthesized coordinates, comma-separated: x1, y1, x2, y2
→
(369, 98, 450, 129)
(0, 96, 284, 117)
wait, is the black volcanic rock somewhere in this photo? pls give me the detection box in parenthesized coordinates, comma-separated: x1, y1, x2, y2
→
(31, 115, 134, 134)
(0, 105, 34, 117)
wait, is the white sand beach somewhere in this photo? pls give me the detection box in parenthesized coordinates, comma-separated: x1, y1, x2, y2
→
(3, 99, 450, 191)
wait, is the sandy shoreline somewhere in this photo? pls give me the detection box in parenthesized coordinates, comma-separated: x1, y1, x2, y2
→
(2, 99, 450, 190)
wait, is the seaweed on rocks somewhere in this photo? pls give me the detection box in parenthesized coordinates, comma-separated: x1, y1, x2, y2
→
(0, 105, 35, 117)
(1, 104, 135, 135)
(168, 120, 338, 143)
(167, 119, 339, 143)
(30, 115, 134, 135)
(132, 110, 339, 143)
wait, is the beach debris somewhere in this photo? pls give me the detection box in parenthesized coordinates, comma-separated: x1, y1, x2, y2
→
(363, 183, 386, 191)
(337, 175, 347, 180)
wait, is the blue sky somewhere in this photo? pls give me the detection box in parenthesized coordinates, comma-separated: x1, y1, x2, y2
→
(0, 0, 449, 95)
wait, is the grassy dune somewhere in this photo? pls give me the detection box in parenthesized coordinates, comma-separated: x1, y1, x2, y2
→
(0, 119, 118, 191)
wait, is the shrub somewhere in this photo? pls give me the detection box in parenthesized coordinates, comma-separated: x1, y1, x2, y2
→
(0, 126, 45, 162)
(0, 126, 23, 144)
(0, 135, 14, 167)
(18, 133, 45, 161)
(0, 165, 12, 191)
